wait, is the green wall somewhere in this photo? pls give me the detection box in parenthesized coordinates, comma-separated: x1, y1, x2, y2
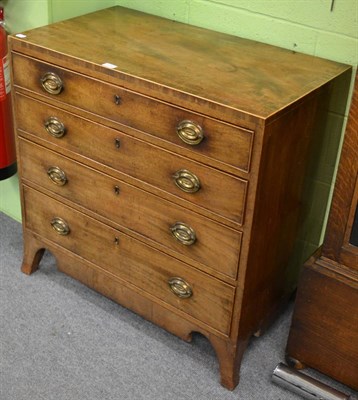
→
(114, 0, 357, 64)
(1, 0, 357, 260)
(49, 0, 115, 23)
(0, 0, 49, 32)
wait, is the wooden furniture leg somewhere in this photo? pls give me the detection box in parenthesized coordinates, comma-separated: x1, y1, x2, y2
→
(21, 231, 45, 275)
(210, 336, 249, 390)
(285, 355, 306, 370)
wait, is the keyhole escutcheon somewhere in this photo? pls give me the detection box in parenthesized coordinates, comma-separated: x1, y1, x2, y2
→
(114, 95, 121, 105)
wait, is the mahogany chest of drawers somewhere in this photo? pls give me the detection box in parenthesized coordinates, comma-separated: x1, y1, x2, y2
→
(9, 6, 351, 390)
(286, 75, 358, 390)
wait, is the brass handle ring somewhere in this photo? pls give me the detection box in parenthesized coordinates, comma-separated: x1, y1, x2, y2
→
(41, 72, 63, 95)
(168, 277, 193, 298)
(173, 169, 201, 193)
(50, 217, 70, 236)
(176, 120, 204, 145)
(170, 222, 196, 245)
(44, 117, 66, 138)
(47, 166, 67, 186)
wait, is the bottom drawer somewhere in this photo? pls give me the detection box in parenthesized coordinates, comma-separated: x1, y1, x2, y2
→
(286, 259, 358, 390)
(23, 186, 235, 335)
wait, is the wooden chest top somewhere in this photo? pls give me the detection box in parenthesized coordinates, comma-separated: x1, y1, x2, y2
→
(10, 6, 349, 121)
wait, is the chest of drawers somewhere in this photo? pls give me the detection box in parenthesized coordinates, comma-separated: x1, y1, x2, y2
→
(9, 7, 351, 390)
(286, 75, 358, 391)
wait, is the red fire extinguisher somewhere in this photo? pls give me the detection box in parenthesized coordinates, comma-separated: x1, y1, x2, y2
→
(0, 6, 17, 180)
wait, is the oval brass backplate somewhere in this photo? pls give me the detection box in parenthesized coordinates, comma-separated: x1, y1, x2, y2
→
(172, 169, 201, 193)
(41, 72, 64, 95)
(168, 277, 193, 298)
(47, 166, 67, 186)
(44, 117, 66, 138)
(176, 120, 204, 145)
(170, 222, 196, 245)
(50, 217, 70, 236)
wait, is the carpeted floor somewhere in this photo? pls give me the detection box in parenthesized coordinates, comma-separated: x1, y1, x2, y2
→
(0, 211, 356, 400)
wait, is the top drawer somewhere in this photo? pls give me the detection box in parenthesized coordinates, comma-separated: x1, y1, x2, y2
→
(11, 53, 254, 173)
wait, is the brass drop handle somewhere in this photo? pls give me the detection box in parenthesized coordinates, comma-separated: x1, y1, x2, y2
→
(47, 166, 67, 186)
(173, 169, 201, 193)
(50, 217, 70, 236)
(176, 120, 204, 145)
(41, 72, 64, 95)
(44, 117, 66, 138)
(168, 277, 193, 299)
(170, 222, 196, 245)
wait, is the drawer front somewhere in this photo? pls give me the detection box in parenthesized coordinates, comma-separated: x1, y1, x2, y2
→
(12, 53, 253, 172)
(15, 95, 248, 225)
(23, 186, 235, 334)
(19, 139, 242, 279)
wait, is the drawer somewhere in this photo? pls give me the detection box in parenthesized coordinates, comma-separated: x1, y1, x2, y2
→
(12, 53, 253, 172)
(15, 94, 248, 225)
(23, 186, 235, 334)
(19, 139, 242, 279)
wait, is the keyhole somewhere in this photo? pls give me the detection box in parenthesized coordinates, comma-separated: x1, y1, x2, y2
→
(114, 185, 120, 195)
(114, 95, 121, 105)
(115, 138, 121, 149)
(114, 237, 119, 245)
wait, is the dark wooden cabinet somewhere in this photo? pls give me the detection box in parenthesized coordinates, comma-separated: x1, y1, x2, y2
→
(286, 74, 358, 390)
(9, 7, 351, 390)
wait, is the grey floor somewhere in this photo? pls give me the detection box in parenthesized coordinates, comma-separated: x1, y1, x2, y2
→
(0, 211, 356, 400)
